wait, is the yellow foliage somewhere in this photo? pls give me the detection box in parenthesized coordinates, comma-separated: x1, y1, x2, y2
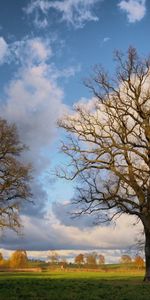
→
(9, 250, 28, 268)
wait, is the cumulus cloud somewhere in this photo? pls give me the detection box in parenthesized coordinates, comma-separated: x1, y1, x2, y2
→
(28, 38, 52, 61)
(1, 37, 80, 172)
(0, 37, 8, 63)
(0, 35, 83, 236)
(0, 37, 68, 222)
(2, 61, 64, 173)
(118, 0, 146, 23)
(24, 0, 100, 29)
(21, 181, 48, 218)
(9, 37, 52, 66)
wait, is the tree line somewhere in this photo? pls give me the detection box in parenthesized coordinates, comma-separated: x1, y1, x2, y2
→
(0, 250, 144, 269)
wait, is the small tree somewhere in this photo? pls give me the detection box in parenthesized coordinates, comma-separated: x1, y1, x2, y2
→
(75, 253, 84, 265)
(9, 250, 28, 268)
(48, 251, 59, 265)
(0, 118, 32, 231)
(98, 254, 105, 265)
(0, 252, 4, 267)
(0, 252, 5, 269)
(58, 48, 150, 281)
(120, 254, 132, 264)
(0, 252, 3, 262)
(60, 258, 68, 269)
(86, 252, 97, 266)
(134, 255, 144, 269)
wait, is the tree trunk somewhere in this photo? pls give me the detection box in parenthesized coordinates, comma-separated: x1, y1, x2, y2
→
(144, 227, 150, 282)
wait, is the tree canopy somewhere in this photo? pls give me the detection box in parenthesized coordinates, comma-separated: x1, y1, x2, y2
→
(98, 254, 105, 265)
(58, 47, 150, 281)
(120, 254, 132, 264)
(75, 253, 85, 264)
(134, 255, 144, 269)
(85, 252, 97, 265)
(9, 250, 28, 268)
(0, 252, 3, 262)
(0, 118, 32, 232)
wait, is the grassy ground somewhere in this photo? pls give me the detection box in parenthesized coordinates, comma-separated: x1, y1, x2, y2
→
(0, 270, 150, 300)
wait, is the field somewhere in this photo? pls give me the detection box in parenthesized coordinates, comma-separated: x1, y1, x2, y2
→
(1, 269, 150, 300)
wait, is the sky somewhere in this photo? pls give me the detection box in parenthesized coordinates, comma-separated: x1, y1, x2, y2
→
(0, 0, 148, 262)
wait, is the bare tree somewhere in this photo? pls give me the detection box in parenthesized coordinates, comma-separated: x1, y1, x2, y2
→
(0, 118, 32, 232)
(58, 47, 150, 281)
(48, 250, 59, 265)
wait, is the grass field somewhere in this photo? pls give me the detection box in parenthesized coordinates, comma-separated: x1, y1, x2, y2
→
(0, 270, 150, 300)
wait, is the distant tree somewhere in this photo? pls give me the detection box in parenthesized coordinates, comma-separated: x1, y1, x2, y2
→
(120, 255, 132, 264)
(48, 251, 59, 264)
(60, 258, 68, 269)
(75, 253, 84, 265)
(134, 255, 144, 269)
(58, 47, 150, 281)
(98, 254, 105, 265)
(86, 252, 97, 265)
(0, 118, 32, 232)
(9, 250, 28, 268)
(0, 252, 4, 266)
(0, 252, 3, 262)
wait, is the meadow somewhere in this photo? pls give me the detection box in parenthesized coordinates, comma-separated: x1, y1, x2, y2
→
(0, 269, 150, 300)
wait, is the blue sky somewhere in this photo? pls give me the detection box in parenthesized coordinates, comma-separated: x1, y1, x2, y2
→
(0, 0, 148, 261)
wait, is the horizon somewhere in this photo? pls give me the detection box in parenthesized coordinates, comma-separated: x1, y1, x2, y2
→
(0, 247, 142, 265)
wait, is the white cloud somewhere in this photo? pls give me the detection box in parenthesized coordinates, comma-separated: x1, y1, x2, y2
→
(0, 37, 8, 63)
(2, 64, 64, 171)
(28, 38, 52, 61)
(118, 0, 146, 23)
(10, 37, 52, 65)
(0, 36, 81, 233)
(103, 37, 110, 43)
(0, 37, 68, 225)
(24, 0, 100, 29)
(1, 38, 65, 173)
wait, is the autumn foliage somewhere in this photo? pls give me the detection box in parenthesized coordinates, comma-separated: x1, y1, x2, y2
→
(75, 253, 85, 264)
(121, 255, 132, 264)
(9, 250, 28, 268)
(134, 255, 144, 269)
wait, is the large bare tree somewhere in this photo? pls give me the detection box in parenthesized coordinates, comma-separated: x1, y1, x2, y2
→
(0, 118, 32, 232)
(58, 48, 150, 281)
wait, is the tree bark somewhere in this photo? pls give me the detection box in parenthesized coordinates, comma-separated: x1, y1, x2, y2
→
(144, 227, 150, 282)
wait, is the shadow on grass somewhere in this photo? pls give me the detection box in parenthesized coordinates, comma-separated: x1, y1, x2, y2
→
(0, 272, 150, 300)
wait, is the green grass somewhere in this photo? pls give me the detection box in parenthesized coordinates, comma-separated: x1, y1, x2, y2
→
(0, 270, 150, 300)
